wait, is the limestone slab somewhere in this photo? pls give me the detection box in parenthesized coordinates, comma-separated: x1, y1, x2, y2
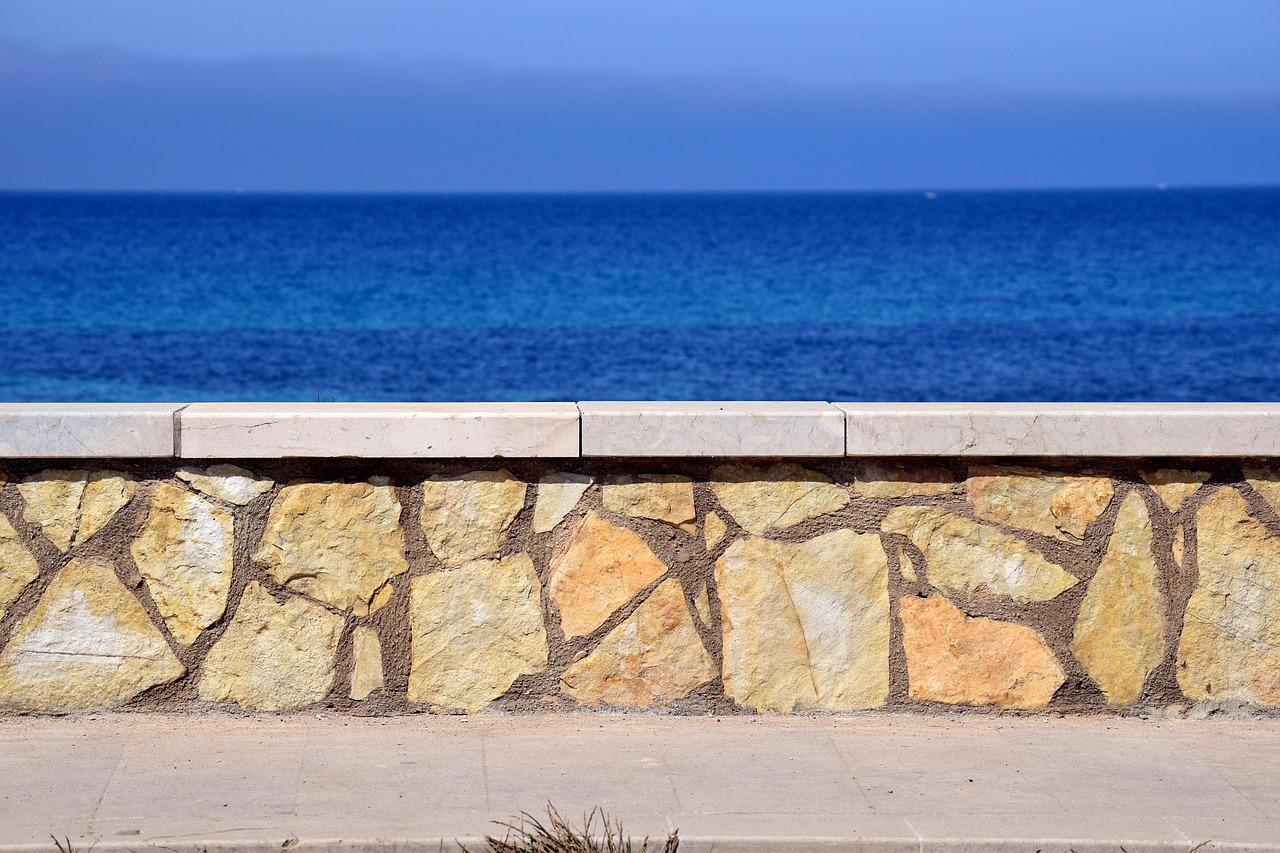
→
(409, 554, 547, 712)
(532, 472, 593, 533)
(579, 401, 844, 457)
(179, 403, 579, 457)
(853, 463, 955, 498)
(18, 469, 137, 552)
(420, 469, 526, 566)
(350, 626, 384, 701)
(967, 466, 1113, 541)
(176, 464, 274, 505)
(0, 404, 178, 457)
(703, 511, 728, 550)
(602, 474, 696, 528)
(0, 512, 39, 620)
(1142, 468, 1210, 513)
(710, 462, 849, 535)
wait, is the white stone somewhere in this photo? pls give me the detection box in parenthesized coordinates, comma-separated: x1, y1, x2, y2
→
(533, 473, 593, 533)
(0, 404, 179, 457)
(579, 401, 844, 457)
(179, 403, 580, 458)
(176, 464, 274, 505)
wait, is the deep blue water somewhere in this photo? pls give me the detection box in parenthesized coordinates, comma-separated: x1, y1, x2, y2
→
(1, 189, 1278, 401)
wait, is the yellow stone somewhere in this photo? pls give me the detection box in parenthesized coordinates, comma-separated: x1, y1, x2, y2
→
(421, 470, 526, 566)
(897, 545, 917, 583)
(131, 483, 234, 646)
(1070, 492, 1166, 706)
(199, 582, 343, 711)
(176, 464, 274, 505)
(603, 474, 695, 530)
(368, 582, 394, 614)
(692, 585, 712, 625)
(533, 472, 593, 533)
(409, 554, 547, 712)
(854, 463, 955, 498)
(710, 463, 848, 535)
(77, 471, 137, 544)
(562, 579, 715, 708)
(0, 513, 40, 620)
(548, 512, 669, 639)
(1141, 468, 1209, 513)
(704, 511, 727, 550)
(900, 594, 1064, 709)
(1244, 465, 1280, 517)
(19, 469, 87, 551)
(255, 479, 408, 614)
(350, 626, 384, 700)
(883, 506, 1079, 603)
(0, 558, 184, 711)
(716, 530, 889, 712)
(1178, 488, 1280, 706)
(967, 466, 1114, 540)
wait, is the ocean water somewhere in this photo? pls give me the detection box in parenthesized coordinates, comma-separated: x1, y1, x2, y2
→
(1, 188, 1277, 401)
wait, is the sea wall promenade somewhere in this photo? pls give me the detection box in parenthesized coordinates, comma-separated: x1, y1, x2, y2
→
(1, 402, 1279, 715)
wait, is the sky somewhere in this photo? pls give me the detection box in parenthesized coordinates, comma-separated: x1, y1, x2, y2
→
(1, 1, 1278, 191)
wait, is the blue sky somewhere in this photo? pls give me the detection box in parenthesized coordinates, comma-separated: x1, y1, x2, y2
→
(1, 1, 1277, 191)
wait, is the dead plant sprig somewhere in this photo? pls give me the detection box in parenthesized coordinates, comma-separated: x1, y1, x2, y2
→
(463, 804, 677, 853)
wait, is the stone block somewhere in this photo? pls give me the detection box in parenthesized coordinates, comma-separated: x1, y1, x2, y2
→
(579, 401, 844, 456)
(532, 472, 593, 533)
(420, 469, 526, 566)
(17, 469, 137, 552)
(0, 512, 39, 620)
(176, 464, 274, 505)
(967, 466, 1113, 541)
(602, 474, 696, 529)
(710, 463, 848, 535)
(0, 404, 178, 457)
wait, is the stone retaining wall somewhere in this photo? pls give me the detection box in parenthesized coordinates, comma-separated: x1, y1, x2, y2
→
(0, 457, 1276, 715)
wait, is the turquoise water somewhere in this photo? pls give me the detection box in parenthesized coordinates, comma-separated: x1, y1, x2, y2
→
(1, 188, 1277, 401)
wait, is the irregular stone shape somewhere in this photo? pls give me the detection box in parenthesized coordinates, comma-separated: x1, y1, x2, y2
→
(255, 479, 408, 614)
(199, 582, 343, 711)
(1071, 492, 1166, 706)
(854, 463, 955, 499)
(967, 467, 1114, 541)
(710, 463, 849, 536)
(1178, 488, 1280, 705)
(409, 554, 547, 712)
(131, 483, 235, 646)
(176, 464, 274, 505)
(900, 594, 1065, 709)
(1141, 468, 1209, 513)
(77, 471, 138, 544)
(716, 530, 889, 712)
(1244, 465, 1280, 517)
(0, 558, 184, 711)
(883, 506, 1079, 603)
(368, 582, 394, 614)
(0, 513, 40, 620)
(533, 472, 593, 534)
(18, 469, 87, 551)
(421, 470, 526, 566)
(562, 579, 715, 708)
(692, 585, 712, 625)
(704, 511, 727, 550)
(350, 626, 384, 700)
(603, 475, 695, 529)
(897, 545, 918, 583)
(548, 513, 669, 639)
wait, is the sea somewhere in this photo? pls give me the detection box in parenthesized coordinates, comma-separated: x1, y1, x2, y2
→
(1, 188, 1277, 402)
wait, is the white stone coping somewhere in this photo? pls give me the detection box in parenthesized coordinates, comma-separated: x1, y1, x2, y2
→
(0, 402, 1279, 458)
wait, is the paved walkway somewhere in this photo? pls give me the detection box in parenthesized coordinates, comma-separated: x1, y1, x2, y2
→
(1, 713, 1277, 852)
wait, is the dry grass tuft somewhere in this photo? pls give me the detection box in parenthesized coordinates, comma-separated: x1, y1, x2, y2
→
(464, 805, 678, 853)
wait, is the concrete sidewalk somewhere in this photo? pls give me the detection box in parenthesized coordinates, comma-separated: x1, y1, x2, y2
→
(1, 713, 1277, 853)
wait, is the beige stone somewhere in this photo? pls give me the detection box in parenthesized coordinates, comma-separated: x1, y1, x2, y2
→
(1177, 488, 1280, 706)
(255, 479, 408, 614)
(1244, 465, 1280, 517)
(350, 626, 384, 700)
(603, 474, 695, 530)
(199, 582, 343, 711)
(421, 470, 526, 566)
(692, 585, 712, 625)
(533, 472, 593, 533)
(176, 464, 274, 505)
(1141, 468, 1209, 513)
(0, 558, 184, 711)
(548, 513, 669, 639)
(562, 579, 715, 708)
(967, 467, 1114, 540)
(409, 554, 547, 712)
(854, 463, 955, 499)
(704, 511, 728, 550)
(368, 582, 394, 614)
(132, 483, 235, 646)
(716, 530, 889, 712)
(710, 463, 848, 535)
(0, 513, 40, 620)
(1071, 492, 1166, 706)
(897, 545, 918, 583)
(19, 469, 86, 551)
(77, 472, 138, 544)
(900, 594, 1065, 709)
(883, 506, 1079, 603)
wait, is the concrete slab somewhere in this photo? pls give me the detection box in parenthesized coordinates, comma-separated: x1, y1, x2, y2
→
(0, 404, 180, 457)
(579, 401, 844, 457)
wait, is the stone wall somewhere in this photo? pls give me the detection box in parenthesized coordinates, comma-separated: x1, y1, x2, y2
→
(0, 458, 1277, 715)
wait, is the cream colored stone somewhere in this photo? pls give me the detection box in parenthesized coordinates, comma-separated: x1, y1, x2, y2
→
(561, 579, 715, 708)
(603, 474, 695, 530)
(0, 513, 40, 620)
(1177, 488, 1280, 706)
(409, 554, 547, 712)
(1071, 492, 1166, 706)
(368, 582, 394, 614)
(421, 470, 526, 566)
(897, 545, 918, 583)
(704, 511, 728, 550)
(199, 582, 343, 711)
(132, 483, 234, 646)
(1244, 465, 1280, 517)
(0, 558, 184, 711)
(710, 463, 849, 536)
(77, 471, 137, 544)
(548, 512, 669, 639)
(692, 585, 712, 625)
(854, 463, 955, 499)
(350, 626, 384, 700)
(1142, 468, 1209, 513)
(19, 469, 86, 551)
(255, 479, 408, 614)
(716, 530, 889, 712)
(900, 594, 1065, 709)
(533, 472, 593, 533)
(883, 506, 1079, 603)
(967, 467, 1114, 540)
(176, 464, 274, 505)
